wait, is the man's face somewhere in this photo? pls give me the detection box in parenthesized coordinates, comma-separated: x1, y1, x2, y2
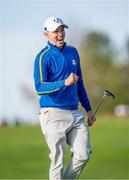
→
(44, 26, 65, 48)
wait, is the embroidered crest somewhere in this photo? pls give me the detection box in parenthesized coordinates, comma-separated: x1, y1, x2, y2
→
(72, 59, 76, 66)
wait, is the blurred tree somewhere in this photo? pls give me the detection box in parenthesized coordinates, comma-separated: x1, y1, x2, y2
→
(83, 32, 113, 65)
(126, 38, 129, 56)
(79, 31, 129, 114)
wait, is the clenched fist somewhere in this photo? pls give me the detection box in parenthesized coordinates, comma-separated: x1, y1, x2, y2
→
(65, 73, 79, 86)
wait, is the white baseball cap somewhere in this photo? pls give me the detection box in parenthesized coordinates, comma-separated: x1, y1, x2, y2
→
(44, 16, 68, 32)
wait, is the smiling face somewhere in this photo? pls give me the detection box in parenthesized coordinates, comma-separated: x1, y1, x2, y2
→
(44, 25, 65, 49)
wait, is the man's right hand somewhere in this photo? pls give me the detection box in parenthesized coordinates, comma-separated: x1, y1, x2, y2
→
(65, 73, 79, 86)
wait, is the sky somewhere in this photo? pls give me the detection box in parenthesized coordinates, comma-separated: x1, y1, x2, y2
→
(0, 0, 129, 124)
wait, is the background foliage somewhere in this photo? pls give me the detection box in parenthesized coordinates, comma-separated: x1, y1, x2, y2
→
(79, 31, 129, 113)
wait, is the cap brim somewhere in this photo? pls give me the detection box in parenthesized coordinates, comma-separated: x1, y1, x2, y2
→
(54, 24, 68, 30)
(45, 24, 69, 32)
(63, 24, 68, 28)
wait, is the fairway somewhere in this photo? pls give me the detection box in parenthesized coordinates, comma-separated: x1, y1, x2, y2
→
(0, 115, 129, 179)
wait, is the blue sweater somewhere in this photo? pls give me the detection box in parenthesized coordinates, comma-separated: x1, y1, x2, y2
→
(34, 41, 92, 112)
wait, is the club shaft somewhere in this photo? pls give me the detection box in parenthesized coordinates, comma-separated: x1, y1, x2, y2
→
(93, 96, 106, 119)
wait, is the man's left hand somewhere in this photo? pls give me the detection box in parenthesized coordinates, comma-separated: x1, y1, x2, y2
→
(87, 111, 96, 126)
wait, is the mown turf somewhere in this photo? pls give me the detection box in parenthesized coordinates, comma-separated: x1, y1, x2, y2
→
(0, 115, 129, 179)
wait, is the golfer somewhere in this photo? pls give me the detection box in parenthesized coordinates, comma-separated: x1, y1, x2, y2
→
(34, 16, 95, 180)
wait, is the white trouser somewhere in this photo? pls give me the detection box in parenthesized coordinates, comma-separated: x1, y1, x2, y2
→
(39, 108, 91, 180)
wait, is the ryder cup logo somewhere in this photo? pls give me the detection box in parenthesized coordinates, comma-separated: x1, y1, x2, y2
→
(53, 18, 63, 24)
(72, 59, 76, 66)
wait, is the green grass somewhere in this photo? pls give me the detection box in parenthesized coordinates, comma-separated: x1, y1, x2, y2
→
(0, 115, 129, 179)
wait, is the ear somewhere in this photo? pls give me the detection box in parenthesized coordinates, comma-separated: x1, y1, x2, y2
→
(44, 32, 49, 38)
(44, 32, 47, 37)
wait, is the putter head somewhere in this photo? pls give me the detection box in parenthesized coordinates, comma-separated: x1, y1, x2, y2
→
(104, 90, 115, 99)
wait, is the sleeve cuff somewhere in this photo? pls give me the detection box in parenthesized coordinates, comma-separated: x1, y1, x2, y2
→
(84, 104, 92, 112)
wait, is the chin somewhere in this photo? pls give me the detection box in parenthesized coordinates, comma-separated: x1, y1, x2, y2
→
(58, 45, 63, 49)
(57, 42, 64, 48)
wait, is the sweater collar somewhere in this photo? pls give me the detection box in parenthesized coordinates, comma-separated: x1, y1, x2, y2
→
(47, 41, 66, 52)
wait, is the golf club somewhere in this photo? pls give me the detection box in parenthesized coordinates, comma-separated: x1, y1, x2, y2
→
(93, 90, 115, 119)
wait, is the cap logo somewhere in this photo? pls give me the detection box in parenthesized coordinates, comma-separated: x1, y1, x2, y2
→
(53, 18, 62, 24)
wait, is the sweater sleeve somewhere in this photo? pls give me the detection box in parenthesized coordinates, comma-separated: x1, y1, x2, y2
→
(33, 52, 65, 95)
(76, 51, 92, 112)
